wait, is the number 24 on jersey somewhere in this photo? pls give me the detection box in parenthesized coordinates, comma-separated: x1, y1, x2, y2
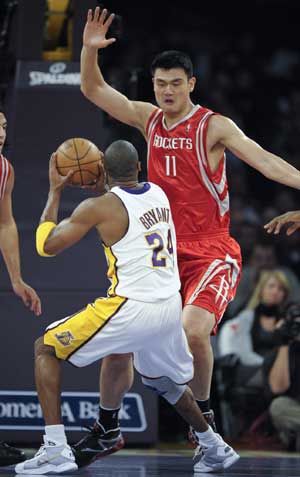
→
(145, 229, 174, 267)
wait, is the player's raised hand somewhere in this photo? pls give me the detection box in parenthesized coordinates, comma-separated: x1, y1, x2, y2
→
(12, 279, 42, 316)
(83, 6, 116, 49)
(49, 153, 74, 191)
(264, 210, 300, 235)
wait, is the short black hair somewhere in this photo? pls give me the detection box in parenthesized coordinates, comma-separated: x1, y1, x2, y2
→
(104, 140, 139, 180)
(151, 50, 193, 78)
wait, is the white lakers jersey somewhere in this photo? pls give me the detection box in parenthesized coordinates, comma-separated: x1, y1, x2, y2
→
(104, 182, 180, 302)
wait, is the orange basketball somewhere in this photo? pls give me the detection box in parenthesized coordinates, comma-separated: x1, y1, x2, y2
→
(56, 138, 102, 186)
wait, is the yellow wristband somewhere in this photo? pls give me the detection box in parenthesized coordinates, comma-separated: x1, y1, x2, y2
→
(36, 222, 57, 257)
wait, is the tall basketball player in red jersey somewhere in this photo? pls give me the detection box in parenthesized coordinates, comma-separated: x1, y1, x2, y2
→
(79, 6, 300, 459)
(0, 109, 41, 467)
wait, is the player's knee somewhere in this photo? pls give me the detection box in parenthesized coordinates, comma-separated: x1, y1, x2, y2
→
(141, 376, 186, 405)
(34, 336, 55, 359)
(183, 307, 215, 337)
(184, 318, 214, 347)
(184, 328, 210, 349)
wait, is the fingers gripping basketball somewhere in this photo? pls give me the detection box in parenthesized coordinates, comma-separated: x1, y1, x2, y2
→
(56, 138, 103, 186)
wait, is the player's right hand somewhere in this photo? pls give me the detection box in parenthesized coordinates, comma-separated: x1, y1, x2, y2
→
(49, 153, 74, 192)
(12, 279, 42, 316)
(83, 6, 116, 50)
(264, 210, 300, 235)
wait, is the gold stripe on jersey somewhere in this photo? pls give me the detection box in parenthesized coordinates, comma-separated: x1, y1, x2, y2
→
(104, 245, 119, 296)
(44, 295, 127, 361)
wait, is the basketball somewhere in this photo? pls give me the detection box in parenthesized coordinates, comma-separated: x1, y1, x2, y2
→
(55, 138, 103, 186)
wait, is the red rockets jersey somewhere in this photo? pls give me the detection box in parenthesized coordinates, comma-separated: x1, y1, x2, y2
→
(0, 155, 11, 200)
(146, 105, 230, 240)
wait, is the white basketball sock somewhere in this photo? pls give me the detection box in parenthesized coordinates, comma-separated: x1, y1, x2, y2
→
(195, 425, 220, 448)
(45, 424, 67, 445)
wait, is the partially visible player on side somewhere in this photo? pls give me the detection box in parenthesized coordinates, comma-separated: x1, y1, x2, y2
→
(15, 141, 239, 475)
(264, 211, 300, 235)
(0, 108, 41, 467)
(80, 6, 300, 451)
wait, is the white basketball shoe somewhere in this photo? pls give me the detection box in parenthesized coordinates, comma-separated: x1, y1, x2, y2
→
(15, 436, 78, 474)
(193, 433, 240, 473)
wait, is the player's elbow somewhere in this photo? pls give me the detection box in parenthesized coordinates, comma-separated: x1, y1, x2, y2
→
(269, 379, 289, 395)
(80, 82, 104, 104)
(80, 83, 93, 98)
(36, 223, 57, 257)
(43, 240, 57, 256)
(268, 372, 290, 395)
(36, 239, 58, 257)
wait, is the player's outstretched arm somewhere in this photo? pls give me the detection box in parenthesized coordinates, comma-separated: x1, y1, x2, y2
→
(210, 115, 300, 190)
(81, 6, 155, 135)
(264, 210, 300, 235)
(0, 169, 22, 287)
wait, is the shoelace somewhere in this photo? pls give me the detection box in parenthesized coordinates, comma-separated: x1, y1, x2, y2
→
(193, 444, 207, 460)
(81, 423, 118, 437)
(82, 425, 97, 434)
(35, 445, 46, 457)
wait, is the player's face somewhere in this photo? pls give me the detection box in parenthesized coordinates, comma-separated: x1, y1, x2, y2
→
(261, 276, 286, 306)
(153, 68, 195, 115)
(0, 113, 7, 154)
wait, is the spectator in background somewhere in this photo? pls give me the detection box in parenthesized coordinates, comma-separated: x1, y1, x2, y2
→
(266, 303, 300, 451)
(264, 211, 300, 450)
(227, 242, 300, 317)
(218, 270, 290, 432)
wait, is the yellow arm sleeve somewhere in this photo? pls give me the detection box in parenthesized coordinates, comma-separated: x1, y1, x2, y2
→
(36, 222, 57, 257)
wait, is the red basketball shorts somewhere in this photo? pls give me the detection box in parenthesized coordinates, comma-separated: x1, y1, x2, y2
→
(177, 234, 242, 333)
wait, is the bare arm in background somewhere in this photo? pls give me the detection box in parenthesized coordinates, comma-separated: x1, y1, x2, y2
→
(0, 167, 41, 315)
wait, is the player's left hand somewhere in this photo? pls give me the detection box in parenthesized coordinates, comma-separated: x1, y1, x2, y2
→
(264, 210, 300, 235)
(80, 160, 107, 194)
(49, 153, 74, 192)
(12, 279, 42, 316)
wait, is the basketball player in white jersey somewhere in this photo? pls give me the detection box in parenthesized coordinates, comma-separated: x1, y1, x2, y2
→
(16, 140, 239, 474)
(0, 109, 41, 467)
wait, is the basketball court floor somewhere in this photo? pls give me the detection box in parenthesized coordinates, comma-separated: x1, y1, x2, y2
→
(0, 449, 299, 476)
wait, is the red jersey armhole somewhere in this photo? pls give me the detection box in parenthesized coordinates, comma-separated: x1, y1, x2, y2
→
(7, 160, 12, 178)
(146, 108, 161, 140)
(0, 155, 11, 177)
(202, 112, 225, 180)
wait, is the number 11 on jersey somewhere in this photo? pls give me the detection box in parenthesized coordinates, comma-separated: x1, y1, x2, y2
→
(165, 155, 177, 176)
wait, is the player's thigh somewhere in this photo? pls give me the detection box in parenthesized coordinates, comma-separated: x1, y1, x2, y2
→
(44, 295, 131, 367)
(134, 294, 194, 384)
